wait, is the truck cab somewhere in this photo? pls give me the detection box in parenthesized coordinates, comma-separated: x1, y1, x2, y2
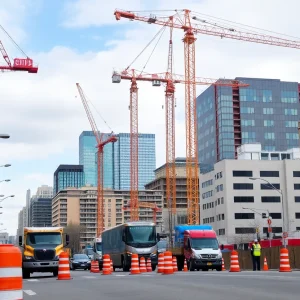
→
(183, 230, 222, 271)
(92, 237, 103, 270)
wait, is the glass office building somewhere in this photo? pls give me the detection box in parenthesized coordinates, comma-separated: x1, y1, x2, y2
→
(53, 164, 85, 194)
(197, 78, 300, 167)
(79, 131, 156, 190)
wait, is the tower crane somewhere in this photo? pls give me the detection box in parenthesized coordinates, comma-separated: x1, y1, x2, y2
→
(114, 8, 300, 225)
(113, 69, 248, 225)
(76, 83, 117, 237)
(0, 25, 38, 73)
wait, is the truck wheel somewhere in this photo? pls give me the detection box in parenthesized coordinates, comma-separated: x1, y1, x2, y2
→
(22, 270, 30, 279)
(188, 260, 195, 272)
(53, 270, 58, 277)
(216, 266, 222, 271)
(122, 259, 129, 272)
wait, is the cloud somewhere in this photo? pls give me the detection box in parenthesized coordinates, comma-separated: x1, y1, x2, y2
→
(2, 0, 300, 235)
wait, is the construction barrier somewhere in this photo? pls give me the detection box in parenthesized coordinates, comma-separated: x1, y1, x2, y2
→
(183, 259, 188, 272)
(279, 248, 291, 272)
(222, 257, 226, 271)
(146, 258, 152, 272)
(57, 251, 72, 280)
(110, 260, 113, 273)
(130, 254, 140, 275)
(163, 251, 174, 275)
(157, 253, 164, 273)
(139, 257, 147, 273)
(0, 244, 23, 300)
(172, 257, 178, 272)
(102, 254, 111, 275)
(263, 257, 268, 271)
(229, 250, 240, 272)
(90, 260, 100, 273)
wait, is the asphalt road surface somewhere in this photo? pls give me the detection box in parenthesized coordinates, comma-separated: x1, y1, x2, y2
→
(22, 270, 299, 300)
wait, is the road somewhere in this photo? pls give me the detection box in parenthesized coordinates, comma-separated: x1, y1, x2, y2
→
(23, 270, 299, 300)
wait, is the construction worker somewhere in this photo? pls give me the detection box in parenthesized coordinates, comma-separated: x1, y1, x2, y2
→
(251, 239, 261, 271)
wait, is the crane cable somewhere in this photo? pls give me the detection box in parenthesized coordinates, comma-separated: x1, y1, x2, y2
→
(0, 24, 28, 57)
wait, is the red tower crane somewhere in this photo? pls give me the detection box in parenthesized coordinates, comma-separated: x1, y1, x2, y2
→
(113, 69, 248, 225)
(114, 8, 300, 225)
(0, 26, 38, 73)
(76, 83, 117, 237)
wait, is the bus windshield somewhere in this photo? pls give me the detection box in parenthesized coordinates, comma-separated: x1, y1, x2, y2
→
(26, 232, 62, 246)
(191, 238, 219, 250)
(125, 226, 156, 247)
(95, 242, 102, 252)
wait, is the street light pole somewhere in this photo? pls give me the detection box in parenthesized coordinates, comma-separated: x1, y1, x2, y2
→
(0, 179, 11, 183)
(0, 164, 11, 168)
(250, 177, 286, 248)
(0, 195, 15, 203)
(0, 134, 10, 139)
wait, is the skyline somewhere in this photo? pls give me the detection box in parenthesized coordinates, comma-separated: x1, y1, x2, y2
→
(1, 0, 300, 235)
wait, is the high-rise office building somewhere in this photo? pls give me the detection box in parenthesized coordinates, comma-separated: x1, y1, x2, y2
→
(197, 77, 300, 167)
(30, 198, 52, 227)
(53, 165, 84, 195)
(79, 131, 156, 190)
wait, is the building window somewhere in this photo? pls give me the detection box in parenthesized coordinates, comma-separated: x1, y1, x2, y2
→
(264, 132, 275, 140)
(269, 213, 281, 219)
(233, 183, 253, 190)
(285, 121, 298, 128)
(286, 133, 299, 140)
(260, 183, 280, 190)
(263, 108, 273, 115)
(264, 120, 274, 127)
(221, 197, 224, 204)
(281, 91, 298, 103)
(261, 196, 281, 203)
(262, 90, 272, 102)
(241, 120, 255, 126)
(216, 184, 223, 192)
(260, 171, 279, 177)
(240, 107, 254, 114)
(232, 170, 253, 177)
(234, 213, 255, 219)
(263, 227, 282, 233)
(242, 132, 256, 139)
(293, 171, 300, 177)
(295, 213, 300, 219)
(295, 196, 300, 203)
(234, 196, 254, 203)
(285, 108, 298, 116)
(294, 184, 300, 190)
(235, 227, 256, 234)
(218, 229, 225, 235)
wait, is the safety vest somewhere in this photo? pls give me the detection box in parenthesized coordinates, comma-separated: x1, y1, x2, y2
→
(252, 244, 261, 256)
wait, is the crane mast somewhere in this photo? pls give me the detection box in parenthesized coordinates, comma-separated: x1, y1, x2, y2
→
(114, 8, 300, 225)
(76, 83, 117, 236)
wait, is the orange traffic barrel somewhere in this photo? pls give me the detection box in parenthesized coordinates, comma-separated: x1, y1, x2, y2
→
(130, 254, 140, 275)
(157, 253, 164, 273)
(146, 258, 152, 272)
(102, 254, 111, 275)
(139, 257, 147, 273)
(163, 251, 174, 275)
(57, 251, 72, 280)
(90, 260, 100, 273)
(222, 257, 226, 271)
(172, 257, 178, 272)
(183, 259, 188, 272)
(110, 260, 113, 273)
(0, 244, 23, 300)
(229, 250, 240, 272)
(279, 248, 291, 272)
(263, 257, 268, 271)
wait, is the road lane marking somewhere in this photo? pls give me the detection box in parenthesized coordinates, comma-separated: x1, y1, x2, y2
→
(23, 290, 36, 296)
(83, 276, 97, 279)
(26, 279, 39, 282)
(115, 274, 126, 277)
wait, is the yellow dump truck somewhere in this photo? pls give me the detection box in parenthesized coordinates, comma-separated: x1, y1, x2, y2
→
(18, 227, 69, 278)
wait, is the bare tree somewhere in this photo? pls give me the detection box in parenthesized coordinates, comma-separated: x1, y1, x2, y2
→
(64, 222, 86, 255)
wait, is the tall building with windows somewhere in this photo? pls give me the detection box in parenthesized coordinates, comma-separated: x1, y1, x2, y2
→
(197, 78, 300, 167)
(53, 165, 84, 195)
(79, 131, 156, 190)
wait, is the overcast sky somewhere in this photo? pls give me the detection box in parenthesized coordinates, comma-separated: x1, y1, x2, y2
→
(1, 0, 300, 235)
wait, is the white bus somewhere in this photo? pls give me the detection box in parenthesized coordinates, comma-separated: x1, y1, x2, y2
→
(92, 237, 103, 269)
(102, 221, 158, 271)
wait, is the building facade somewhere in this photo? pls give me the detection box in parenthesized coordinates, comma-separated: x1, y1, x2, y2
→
(52, 187, 163, 247)
(79, 131, 156, 190)
(197, 78, 300, 167)
(53, 165, 84, 195)
(17, 207, 27, 239)
(0, 232, 9, 244)
(200, 148, 300, 243)
(30, 198, 52, 227)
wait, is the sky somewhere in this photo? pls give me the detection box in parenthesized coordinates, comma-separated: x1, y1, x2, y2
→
(1, 0, 300, 235)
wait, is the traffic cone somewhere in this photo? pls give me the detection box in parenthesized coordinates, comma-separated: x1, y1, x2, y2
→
(90, 260, 100, 273)
(263, 257, 268, 271)
(279, 248, 291, 272)
(139, 257, 147, 273)
(146, 258, 152, 272)
(229, 250, 240, 272)
(163, 251, 174, 275)
(110, 259, 113, 273)
(102, 254, 111, 275)
(183, 259, 188, 272)
(157, 253, 164, 273)
(130, 254, 140, 275)
(57, 251, 72, 280)
(172, 256, 178, 272)
(222, 257, 226, 271)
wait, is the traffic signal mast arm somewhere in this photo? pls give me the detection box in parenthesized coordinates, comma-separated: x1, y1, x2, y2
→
(114, 9, 300, 49)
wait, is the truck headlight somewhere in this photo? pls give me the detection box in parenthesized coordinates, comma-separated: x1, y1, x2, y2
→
(217, 254, 222, 259)
(24, 256, 33, 260)
(54, 256, 59, 260)
(192, 253, 201, 259)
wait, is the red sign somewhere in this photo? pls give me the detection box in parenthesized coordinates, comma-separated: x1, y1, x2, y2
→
(13, 58, 33, 68)
(283, 232, 288, 239)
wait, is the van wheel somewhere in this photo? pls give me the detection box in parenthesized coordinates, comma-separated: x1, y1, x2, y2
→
(122, 258, 129, 272)
(188, 260, 195, 271)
